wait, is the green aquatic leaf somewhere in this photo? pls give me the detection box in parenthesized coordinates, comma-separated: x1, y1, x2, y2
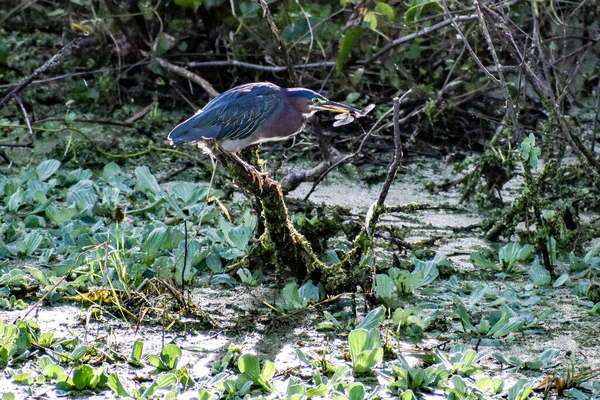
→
(36, 160, 61, 182)
(348, 328, 383, 373)
(72, 365, 94, 390)
(135, 166, 161, 196)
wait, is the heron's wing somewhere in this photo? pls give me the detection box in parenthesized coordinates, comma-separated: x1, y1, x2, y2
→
(168, 86, 280, 145)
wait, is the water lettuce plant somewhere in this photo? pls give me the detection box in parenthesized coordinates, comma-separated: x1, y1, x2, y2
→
(348, 328, 383, 374)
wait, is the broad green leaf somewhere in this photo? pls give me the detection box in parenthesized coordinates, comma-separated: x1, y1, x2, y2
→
(43, 363, 65, 379)
(160, 344, 182, 369)
(45, 206, 78, 224)
(108, 372, 130, 397)
(323, 311, 345, 331)
(174, 0, 203, 12)
(507, 378, 533, 400)
(337, 28, 364, 75)
(528, 258, 551, 287)
(24, 215, 45, 228)
(281, 282, 303, 310)
(348, 328, 383, 373)
(156, 373, 178, 387)
(205, 251, 222, 272)
(455, 302, 476, 332)
(12, 372, 33, 385)
(363, 11, 378, 29)
(72, 365, 94, 390)
(356, 306, 385, 330)
(172, 182, 207, 204)
(131, 340, 144, 362)
(261, 360, 275, 380)
(553, 273, 570, 287)
(238, 354, 261, 381)
(375, 2, 394, 20)
(374, 274, 395, 303)
(470, 251, 498, 270)
(198, 389, 216, 400)
(298, 280, 324, 305)
(135, 166, 161, 196)
(37, 160, 61, 182)
(102, 162, 121, 180)
(143, 227, 168, 255)
(491, 316, 526, 338)
(400, 390, 417, 400)
(71, 345, 88, 361)
(20, 232, 44, 256)
(412, 255, 444, 285)
(348, 382, 366, 400)
(7, 187, 25, 212)
(67, 180, 97, 206)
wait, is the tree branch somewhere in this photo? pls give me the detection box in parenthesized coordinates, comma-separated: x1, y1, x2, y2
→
(155, 58, 220, 98)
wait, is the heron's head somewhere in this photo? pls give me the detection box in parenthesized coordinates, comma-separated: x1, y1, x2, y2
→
(286, 88, 362, 118)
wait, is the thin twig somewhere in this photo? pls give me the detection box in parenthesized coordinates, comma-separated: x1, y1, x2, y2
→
(0, 37, 83, 109)
(293, 0, 315, 77)
(302, 100, 422, 201)
(13, 94, 34, 142)
(187, 60, 337, 72)
(0, 142, 34, 148)
(369, 15, 478, 62)
(364, 93, 408, 240)
(33, 117, 134, 127)
(441, 0, 500, 85)
(254, 0, 300, 85)
(592, 73, 600, 152)
(0, 61, 150, 90)
(181, 219, 187, 306)
(376, 97, 404, 207)
(473, 0, 520, 135)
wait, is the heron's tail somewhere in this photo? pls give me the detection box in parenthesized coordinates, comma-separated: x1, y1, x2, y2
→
(167, 115, 220, 145)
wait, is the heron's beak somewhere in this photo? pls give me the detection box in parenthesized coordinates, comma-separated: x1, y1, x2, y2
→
(312, 101, 363, 116)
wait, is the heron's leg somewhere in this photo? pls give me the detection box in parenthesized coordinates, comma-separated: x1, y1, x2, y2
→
(230, 152, 282, 194)
(230, 152, 264, 190)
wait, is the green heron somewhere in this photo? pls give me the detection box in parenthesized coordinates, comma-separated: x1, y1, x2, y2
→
(168, 82, 370, 188)
(169, 81, 368, 150)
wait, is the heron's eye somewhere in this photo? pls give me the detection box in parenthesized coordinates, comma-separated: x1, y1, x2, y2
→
(312, 97, 325, 104)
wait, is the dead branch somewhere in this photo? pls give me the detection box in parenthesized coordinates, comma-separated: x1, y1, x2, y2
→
(376, 97, 404, 212)
(187, 60, 336, 72)
(281, 148, 347, 193)
(155, 58, 220, 98)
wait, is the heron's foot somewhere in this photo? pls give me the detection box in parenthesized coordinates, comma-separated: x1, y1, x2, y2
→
(245, 164, 264, 191)
(262, 174, 283, 196)
(244, 166, 281, 194)
(230, 152, 280, 193)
